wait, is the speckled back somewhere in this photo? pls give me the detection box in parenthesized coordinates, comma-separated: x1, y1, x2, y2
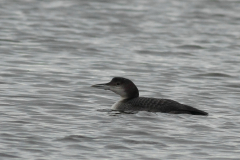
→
(113, 97, 208, 115)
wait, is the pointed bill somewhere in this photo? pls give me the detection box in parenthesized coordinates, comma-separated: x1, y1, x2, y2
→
(91, 83, 110, 90)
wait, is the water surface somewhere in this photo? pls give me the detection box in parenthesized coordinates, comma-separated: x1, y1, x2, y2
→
(0, 0, 240, 159)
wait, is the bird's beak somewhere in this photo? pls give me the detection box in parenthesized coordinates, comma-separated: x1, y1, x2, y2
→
(91, 83, 110, 90)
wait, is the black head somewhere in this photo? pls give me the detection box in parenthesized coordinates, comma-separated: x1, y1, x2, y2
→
(92, 77, 139, 99)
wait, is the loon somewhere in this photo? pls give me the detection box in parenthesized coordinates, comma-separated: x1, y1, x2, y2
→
(92, 77, 208, 115)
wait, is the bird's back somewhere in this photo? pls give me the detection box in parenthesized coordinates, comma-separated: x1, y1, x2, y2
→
(114, 97, 208, 115)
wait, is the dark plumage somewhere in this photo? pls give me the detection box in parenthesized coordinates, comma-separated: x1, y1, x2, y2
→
(119, 97, 208, 115)
(92, 77, 208, 116)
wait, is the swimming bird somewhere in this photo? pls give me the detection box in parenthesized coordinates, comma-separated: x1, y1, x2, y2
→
(92, 77, 208, 115)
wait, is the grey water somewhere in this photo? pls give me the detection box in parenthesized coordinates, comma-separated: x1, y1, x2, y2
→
(0, 0, 240, 159)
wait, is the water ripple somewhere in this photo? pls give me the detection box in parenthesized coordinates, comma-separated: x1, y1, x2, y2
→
(0, 0, 240, 159)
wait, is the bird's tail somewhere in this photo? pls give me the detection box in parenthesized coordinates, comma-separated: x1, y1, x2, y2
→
(185, 105, 208, 116)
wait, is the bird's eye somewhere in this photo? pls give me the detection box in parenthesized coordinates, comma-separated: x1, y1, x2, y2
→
(116, 82, 120, 85)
